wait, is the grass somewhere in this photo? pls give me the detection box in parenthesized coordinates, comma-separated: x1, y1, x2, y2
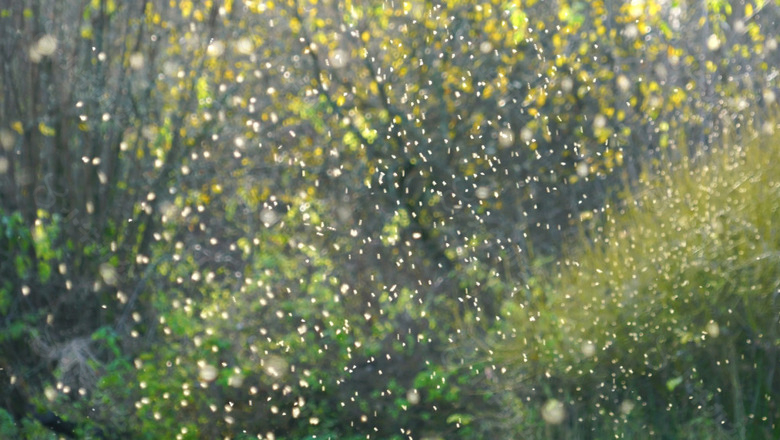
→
(493, 123, 780, 439)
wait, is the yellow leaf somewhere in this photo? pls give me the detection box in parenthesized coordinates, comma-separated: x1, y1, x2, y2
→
(536, 92, 547, 107)
(11, 121, 23, 134)
(180, 0, 193, 18)
(558, 5, 570, 22)
(290, 17, 301, 33)
(745, 3, 753, 16)
(38, 122, 55, 137)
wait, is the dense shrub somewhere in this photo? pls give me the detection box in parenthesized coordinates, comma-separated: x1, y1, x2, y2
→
(495, 125, 780, 439)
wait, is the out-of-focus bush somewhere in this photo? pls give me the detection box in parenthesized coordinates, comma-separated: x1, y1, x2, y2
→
(494, 123, 780, 438)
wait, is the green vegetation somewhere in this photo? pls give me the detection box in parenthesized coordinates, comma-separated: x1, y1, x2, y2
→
(0, 0, 778, 438)
(494, 127, 780, 438)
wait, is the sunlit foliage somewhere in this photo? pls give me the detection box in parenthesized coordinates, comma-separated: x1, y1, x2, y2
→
(0, 0, 778, 438)
(496, 126, 780, 438)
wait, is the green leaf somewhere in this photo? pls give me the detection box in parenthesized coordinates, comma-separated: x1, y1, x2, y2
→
(446, 413, 473, 425)
(666, 376, 683, 392)
(38, 261, 51, 282)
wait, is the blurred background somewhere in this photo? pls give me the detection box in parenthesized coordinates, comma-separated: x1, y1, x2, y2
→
(0, 0, 778, 438)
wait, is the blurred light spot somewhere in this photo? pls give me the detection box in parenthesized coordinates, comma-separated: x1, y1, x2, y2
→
(99, 263, 117, 285)
(707, 34, 721, 51)
(706, 321, 720, 338)
(235, 37, 254, 55)
(30, 35, 58, 62)
(329, 49, 348, 68)
(0, 128, 15, 150)
(129, 52, 145, 70)
(581, 341, 596, 357)
(498, 128, 514, 148)
(406, 389, 420, 405)
(541, 398, 565, 424)
(207, 40, 226, 57)
(616, 75, 631, 93)
(199, 364, 218, 382)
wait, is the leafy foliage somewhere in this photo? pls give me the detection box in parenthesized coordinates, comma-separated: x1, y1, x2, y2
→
(495, 127, 780, 438)
(0, 0, 778, 438)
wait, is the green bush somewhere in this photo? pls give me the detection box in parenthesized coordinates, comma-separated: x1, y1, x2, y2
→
(495, 125, 780, 439)
(0, 408, 19, 438)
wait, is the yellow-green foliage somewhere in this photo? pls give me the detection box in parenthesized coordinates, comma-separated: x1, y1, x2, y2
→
(497, 125, 780, 439)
